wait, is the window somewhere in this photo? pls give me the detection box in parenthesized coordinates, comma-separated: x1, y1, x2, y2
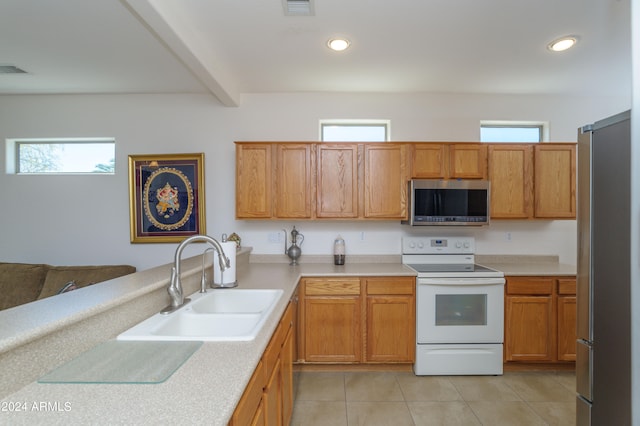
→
(480, 122, 547, 143)
(7, 138, 116, 174)
(320, 120, 389, 142)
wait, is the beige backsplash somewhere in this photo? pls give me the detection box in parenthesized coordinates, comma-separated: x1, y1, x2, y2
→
(249, 253, 402, 264)
(248, 252, 560, 265)
(475, 254, 560, 264)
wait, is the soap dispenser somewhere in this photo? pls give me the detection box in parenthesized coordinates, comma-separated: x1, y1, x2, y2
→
(334, 235, 345, 265)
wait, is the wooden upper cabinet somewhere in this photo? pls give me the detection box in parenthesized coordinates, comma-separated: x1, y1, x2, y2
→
(236, 143, 272, 218)
(410, 143, 486, 179)
(274, 144, 313, 218)
(488, 144, 534, 219)
(449, 143, 488, 179)
(235, 141, 576, 221)
(410, 144, 448, 178)
(534, 144, 576, 218)
(363, 143, 408, 219)
(316, 144, 359, 218)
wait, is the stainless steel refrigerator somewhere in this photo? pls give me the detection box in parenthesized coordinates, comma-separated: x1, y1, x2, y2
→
(576, 110, 631, 425)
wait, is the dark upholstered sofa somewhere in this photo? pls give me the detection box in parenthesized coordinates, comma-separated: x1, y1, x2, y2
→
(0, 262, 136, 310)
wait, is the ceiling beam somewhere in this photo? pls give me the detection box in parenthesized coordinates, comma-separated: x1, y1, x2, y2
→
(121, 0, 240, 107)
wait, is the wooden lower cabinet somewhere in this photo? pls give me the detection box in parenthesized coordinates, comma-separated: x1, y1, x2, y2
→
(504, 276, 576, 364)
(300, 277, 362, 363)
(364, 277, 415, 363)
(557, 278, 577, 361)
(230, 303, 294, 426)
(505, 294, 554, 361)
(280, 328, 294, 425)
(230, 360, 265, 426)
(298, 276, 415, 364)
(263, 360, 282, 425)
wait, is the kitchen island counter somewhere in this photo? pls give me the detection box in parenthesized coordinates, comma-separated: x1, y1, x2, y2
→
(0, 259, 415, 425)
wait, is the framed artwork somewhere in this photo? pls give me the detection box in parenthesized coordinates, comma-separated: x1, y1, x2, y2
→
(128, 153, 206, 243)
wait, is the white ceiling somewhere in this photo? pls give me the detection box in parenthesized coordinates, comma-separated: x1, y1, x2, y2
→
(0, 0, 631, 107)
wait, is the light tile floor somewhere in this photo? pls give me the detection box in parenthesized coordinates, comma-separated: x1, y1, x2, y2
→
(291, 370, 576, 426)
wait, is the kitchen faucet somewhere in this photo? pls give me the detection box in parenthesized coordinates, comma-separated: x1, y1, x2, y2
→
(161, 235, 231, 314)
(200, 247, 215, 293)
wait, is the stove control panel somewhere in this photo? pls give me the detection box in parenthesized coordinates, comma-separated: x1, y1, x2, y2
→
(402, 236, 475, 255)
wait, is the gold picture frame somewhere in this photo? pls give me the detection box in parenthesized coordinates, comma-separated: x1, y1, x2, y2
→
(128, 153, 206, 243)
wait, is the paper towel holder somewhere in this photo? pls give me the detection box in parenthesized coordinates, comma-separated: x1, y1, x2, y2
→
(211, 234, 238, 289)
(211, 279, 237, 289)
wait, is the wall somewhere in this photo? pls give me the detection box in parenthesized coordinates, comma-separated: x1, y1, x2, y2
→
(0, 92, 630, 270)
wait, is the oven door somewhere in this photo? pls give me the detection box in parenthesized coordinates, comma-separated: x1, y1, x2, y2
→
(416, 277, 505, 344)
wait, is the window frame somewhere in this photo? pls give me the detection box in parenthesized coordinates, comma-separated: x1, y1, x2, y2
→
(319, 119, 390, 142)
(480, 121, 548, 143)
(6, 137, 116, 175)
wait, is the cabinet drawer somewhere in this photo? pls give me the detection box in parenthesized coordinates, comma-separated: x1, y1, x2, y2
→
(506, 277, 554, 295)
(365, 277, 415, 295)
(558, 278, 576, 295)
(304, 278, 361, 295)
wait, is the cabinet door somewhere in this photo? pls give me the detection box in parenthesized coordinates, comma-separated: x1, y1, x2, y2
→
(274, 144, 312, 218)
(280, 327, 294, 426)
(449, 144, 487, 179)
(411, 144, 447, 178)
(300, 277, 361, 362)
(488, 144, 533, 219)
(557, 278, 577, 361)
(263, 360, 282, 426)
(557, 295, 576, 361)
(363, 143, 408, 218)
(364, 277, 415, 363)
(505, 295, 554, 361)
(229, 360, 265, 426)
(250, 400, 265, 426)
(236, 143, 272, 218)
(534, 144, 576, 218)
(365, 295, 415, 362)
(316, 144, 359, 218)
(303, 296, 361, 362)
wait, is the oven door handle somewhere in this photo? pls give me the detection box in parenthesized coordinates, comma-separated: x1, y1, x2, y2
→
(418, 277, 505, 286)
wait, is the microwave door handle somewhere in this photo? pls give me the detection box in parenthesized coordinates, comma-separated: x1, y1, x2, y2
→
(431, 192, 438, 214)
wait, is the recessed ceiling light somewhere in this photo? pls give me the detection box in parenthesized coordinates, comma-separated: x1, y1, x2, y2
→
(327, 38, 350, 52)
(548, 36, 578, 52)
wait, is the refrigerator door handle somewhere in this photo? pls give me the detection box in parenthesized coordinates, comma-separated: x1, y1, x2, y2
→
(576, 340, 593, 402)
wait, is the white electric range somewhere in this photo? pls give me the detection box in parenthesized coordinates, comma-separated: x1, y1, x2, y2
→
(402, 236, 505, 375)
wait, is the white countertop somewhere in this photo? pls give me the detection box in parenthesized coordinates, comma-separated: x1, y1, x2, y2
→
(476, 255, 576, 276)
(0, 261, 415, 426)
(481, 261, 576, 276)
(0, 255, 574, 425)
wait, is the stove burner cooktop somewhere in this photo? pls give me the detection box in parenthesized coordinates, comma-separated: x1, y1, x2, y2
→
(407, 263, 497, 274)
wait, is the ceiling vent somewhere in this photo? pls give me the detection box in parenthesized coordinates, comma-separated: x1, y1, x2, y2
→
(0, 65, 27, 74)
(283, 0, 314, 16)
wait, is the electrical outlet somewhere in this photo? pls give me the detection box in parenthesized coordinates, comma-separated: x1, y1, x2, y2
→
(268, 232, 281, 243)
(360, 231, 365, 241)
(505, 232, 512, 242)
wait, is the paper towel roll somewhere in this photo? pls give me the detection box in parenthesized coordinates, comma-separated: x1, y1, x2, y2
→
(213, 241, 237, 285)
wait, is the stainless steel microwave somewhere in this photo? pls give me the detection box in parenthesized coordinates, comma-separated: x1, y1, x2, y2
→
(402, 179, 490, 226)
